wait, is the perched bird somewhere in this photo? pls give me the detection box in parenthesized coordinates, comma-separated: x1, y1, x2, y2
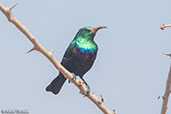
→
(46, 26, 106, 95)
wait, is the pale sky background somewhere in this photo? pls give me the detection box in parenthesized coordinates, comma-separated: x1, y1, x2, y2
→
(0, 0, 171, 114)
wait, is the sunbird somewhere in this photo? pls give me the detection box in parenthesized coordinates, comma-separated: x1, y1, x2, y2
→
(46, 26, 107, 95)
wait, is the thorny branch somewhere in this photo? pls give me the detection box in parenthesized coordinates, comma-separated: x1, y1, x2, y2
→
(161, 56, 171, 114)
(160, 24, 171, 114)
(0, 3, 114, 114)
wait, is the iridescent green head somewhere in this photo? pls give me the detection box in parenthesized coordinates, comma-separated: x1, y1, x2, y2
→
(74, 26, 107, 41)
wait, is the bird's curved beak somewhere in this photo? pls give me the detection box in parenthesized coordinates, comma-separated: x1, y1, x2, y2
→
(90, 26, 107, 33)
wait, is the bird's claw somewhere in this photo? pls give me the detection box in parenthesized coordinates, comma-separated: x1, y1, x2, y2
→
(68, 73, 76, 83)
(85, 85, 90, 96)
(84, 90, 90, 97)
(79, 84, 90, 97)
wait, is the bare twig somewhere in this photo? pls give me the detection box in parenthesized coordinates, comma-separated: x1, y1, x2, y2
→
(0, 3, 114, 114)
(161, 53, 171, 114)
(160, 24, 171, 30)
(162, 52, 171, 57)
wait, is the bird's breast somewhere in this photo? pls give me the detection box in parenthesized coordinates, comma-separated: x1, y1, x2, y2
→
(72, 45, 97, 60)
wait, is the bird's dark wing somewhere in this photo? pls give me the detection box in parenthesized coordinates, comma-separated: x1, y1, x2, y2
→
(46, 42, 76, 95)
(61, 42, 76, 66)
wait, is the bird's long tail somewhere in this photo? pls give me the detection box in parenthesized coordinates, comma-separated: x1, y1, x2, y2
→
(46, 73, 66, 95)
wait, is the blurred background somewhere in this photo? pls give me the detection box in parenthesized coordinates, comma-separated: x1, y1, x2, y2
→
(0, 0, 171, 114)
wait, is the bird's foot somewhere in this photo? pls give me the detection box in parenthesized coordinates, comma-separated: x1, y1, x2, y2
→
(85, 84, 90, 96)
(79, 84, 90, 97)
(68, 73, 76, 83)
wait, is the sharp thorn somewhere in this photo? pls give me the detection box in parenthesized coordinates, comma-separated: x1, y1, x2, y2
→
(162, 52, 171, 57)
(100, 93, 104, 103)
(26, 47, 35, 54)
(50, 49, 55, 55)
(9, 3, 18, 11)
